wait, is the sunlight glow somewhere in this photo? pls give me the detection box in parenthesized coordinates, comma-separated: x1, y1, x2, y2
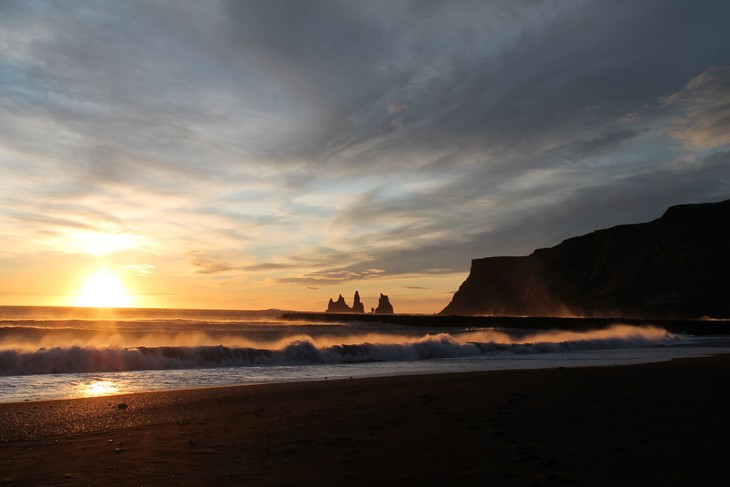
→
(79, 380, 121, 397)
(64, 231, 140, 256)
(75, 269, 132, 308)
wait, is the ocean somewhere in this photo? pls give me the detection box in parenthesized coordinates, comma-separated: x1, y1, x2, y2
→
(0, 306, 725, 403)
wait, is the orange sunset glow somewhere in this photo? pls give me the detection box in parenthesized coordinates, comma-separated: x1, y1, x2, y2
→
(0, 1, 728, 314)
(1, 3, 729, 486)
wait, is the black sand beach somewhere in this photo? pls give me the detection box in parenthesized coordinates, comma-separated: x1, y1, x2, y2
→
(2, 354, 729, 486)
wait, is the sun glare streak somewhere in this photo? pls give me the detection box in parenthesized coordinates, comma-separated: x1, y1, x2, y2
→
(75, 269, 132, 308)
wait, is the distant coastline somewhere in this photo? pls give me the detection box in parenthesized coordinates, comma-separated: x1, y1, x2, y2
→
(279, 311, 730, 335)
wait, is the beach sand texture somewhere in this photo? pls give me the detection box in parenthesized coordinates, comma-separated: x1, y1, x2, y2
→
(2, 354, 729, 486)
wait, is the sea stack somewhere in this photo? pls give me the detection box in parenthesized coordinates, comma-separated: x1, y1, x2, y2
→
(326, 294, 352, 313)
(352, 291, 365, 313)
(325, 291, 366, 313)
(375, 293, 394, 314)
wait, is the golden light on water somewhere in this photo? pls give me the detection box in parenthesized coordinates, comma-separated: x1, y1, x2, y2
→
(80, 380, 121, 397)
(75, 269, 132, 308)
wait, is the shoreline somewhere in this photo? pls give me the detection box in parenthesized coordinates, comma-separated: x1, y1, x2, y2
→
(2, 354, 729, 485)
(2, 330, 729, 404)
(3, 338, 729, 405)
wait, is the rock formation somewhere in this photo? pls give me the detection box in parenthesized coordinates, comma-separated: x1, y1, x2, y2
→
(441, 199, 730, 319)
(375, 293, 394, 314)
(325, 291, 395, 314)
(326, 294, 351, 313)
(352, 291, 365, 313)
(326, 291, 365, 313)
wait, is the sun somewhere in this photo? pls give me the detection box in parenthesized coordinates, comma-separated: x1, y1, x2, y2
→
(75, 269, 132, 308)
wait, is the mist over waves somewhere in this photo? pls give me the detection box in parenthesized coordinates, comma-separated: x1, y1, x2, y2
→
(0, 322, 679, 376)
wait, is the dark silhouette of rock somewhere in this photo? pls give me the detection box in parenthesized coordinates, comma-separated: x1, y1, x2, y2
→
(326, 294, 352, 313)
(352, 291, 365, 313)
(375, 293, 394, 314)
(441, 199, 730, 319)
(325, 292, 365, 313)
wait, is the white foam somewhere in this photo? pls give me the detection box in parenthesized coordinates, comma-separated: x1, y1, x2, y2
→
(0, 325, 681, 376)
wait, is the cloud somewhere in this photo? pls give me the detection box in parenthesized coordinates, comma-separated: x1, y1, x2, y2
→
(11, 213, 96, 231)
(134, 291, 179, 297)
(388, 102, 409, 115)
(306, 149, 730, 279)
(120, 264, 155, 276)
(277, 268, 386, 286)
(242, 262, 299, 272)
(2, 1, 730, 310)
(188, 250, 329, 276)
(545, 129, 646, 165)
(188, 251, 239, 275)
(390, 118, 405, 129)
(0, 291, 74, 297)
(663, 66, 730, 149)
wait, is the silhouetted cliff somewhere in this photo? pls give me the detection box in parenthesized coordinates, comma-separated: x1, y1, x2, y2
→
(441, 199, 730, 319)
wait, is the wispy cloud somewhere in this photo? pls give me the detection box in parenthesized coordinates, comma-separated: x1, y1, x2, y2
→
(1, 0, 729, 310)
(277, 268, 386, 286)
(663, 66, 730, 149)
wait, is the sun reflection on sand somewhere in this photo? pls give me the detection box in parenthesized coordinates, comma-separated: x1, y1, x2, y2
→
(80, 380, 121, 397)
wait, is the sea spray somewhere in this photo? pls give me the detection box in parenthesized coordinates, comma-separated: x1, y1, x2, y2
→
(1, 308, 721, 403)
(0, 325, 681, 376)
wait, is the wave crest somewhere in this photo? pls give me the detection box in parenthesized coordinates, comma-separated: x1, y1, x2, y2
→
(0, 325, 679, 375)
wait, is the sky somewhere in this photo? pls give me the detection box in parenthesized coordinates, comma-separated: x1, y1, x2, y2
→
(1, 0, 729, 312)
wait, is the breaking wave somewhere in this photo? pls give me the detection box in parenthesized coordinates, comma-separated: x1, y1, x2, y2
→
(0, 325, 680, 376)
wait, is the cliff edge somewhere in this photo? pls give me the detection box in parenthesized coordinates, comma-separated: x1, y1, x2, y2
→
(441, 199, 730, 319)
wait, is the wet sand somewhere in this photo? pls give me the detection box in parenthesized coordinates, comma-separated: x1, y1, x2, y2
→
(1, 355, 730, 486)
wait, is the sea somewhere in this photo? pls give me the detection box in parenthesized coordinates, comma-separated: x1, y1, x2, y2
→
(1, 305, 727, 403)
